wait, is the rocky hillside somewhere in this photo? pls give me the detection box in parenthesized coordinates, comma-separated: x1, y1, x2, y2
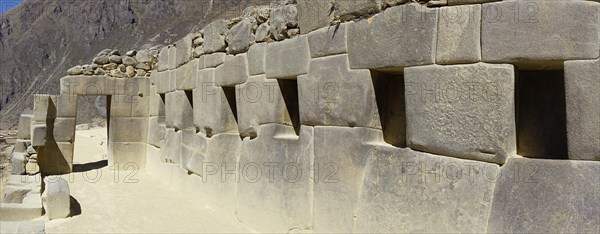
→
(0, 0, 269, 128)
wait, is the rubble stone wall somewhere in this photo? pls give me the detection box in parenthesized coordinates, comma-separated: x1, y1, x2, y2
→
(12, 0, 600, 233)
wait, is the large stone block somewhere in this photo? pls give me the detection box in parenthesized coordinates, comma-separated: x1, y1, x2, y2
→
(236, 124, 313, 233)
(487, 158, 600, 233)
(147, 117, 166, 148)
(194, 70, 239, 135)
(203, 20, 229, 54)
(30, 124, 47, 147)
(156, 71, 172, 94)
(157, 46, 170, 72)
(0, 220, 45, 233)
(43, 176, 70, 220)
(17, 114, 33, 140)
(313, 126, 382, 233)
(298, 54, 380, 128)
(297, 0, 334, 34)
(226, 17, 257, 54)
(109, 117, 149, 142)
(180, 129, 208, 175)
(168, 46, 177, 70)
(334, 0, 382, 21)
(51, 117, 76, 143)
(114, 77, 151, 96)
(265, 35, 310, 79)
(564, 60, 600, 161)
(159, 128, 181, 164)
(203, 53, 228, 68)
(54, 95, 77, 117)
(215, 53, 249, 86)
(13, 139, 30, 153)
(165, 90, 194, 130)
(236, 75, 293, 136)
(110, 95, 150, 118)
(38, 141, 73, 175)
(175, 34, 193, 67)
(307, 22, 348, 58)
(149, 86, 165, 117)
(436, 4, 481, 64)
(175, 59, 198, 90)
(481, 0, 599, 68)
(60, 76, 115, 96)
(108, 141, 147, 171)
(354, 146, 500, 233)
(247, 43, 266, 75)
(33, 94, 55, 123)
(198, 133, 242, 214)
(405, 63, 516, 164)
(348, 3, 437, 70)
(0, 176, 42, 221)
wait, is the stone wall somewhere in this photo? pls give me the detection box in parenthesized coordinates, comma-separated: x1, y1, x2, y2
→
(13, 0, 600, 232)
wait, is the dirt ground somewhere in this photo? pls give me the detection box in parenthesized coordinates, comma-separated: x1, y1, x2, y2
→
(44, 128, 255, 233)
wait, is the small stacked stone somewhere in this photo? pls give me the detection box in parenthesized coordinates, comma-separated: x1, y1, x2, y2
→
(67, 46, 161, 78)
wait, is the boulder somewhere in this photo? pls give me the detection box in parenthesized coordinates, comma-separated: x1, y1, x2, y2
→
(109, 55, 122, 64)
(226, 17, 257, 54)
(255, 23, 270, 42)
(92, 55, 110, 65)
(202, 20, 229, 53)
(297, 0, 334, 34)
(67, 66, 83, 76)
(122, 56, 138, 67)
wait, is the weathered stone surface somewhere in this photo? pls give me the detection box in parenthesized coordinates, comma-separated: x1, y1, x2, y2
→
(109, 117, 149, 142)
(0, 175, 43, 221)
(175, 59, 198, 90)
(180, 129, 207, 175)
(313, 126, 383, 233)
(149, 87, 165, 117)
(32, 94, 55, 123)
(147, 117, 166, 148)
(60, 76, 115, 96)
(30, 124, 47, 147)
(198, 133, 242, 214)
(487, 158, 600, 233)
(307, 22, 348, 58)
(215, 54, 249, 86)
(265, 35, 310, 78)
(93, 55, 110, 65)
(254, 23, 270, 43)
(226, 17, 257, 54)
(335, 0, 382, 21)
(13, 140, 30, 153)
(37, 142, 73, 175)
(348, 3, 437, 70)
(194, 69, 239, 135)
(269, 4, 298, 40)
(203, 52, 227, 68)
(405, 63, 516, 164)
(165, 90, 194, 130)
(354, 146, 499, 233)
(0, 220, 45, 233)
(297, 0, 334, 34)
(17, 114, 33, 140)
(155, 71, 172, 94)
(158, 46, 170, 72)
(236, 75, 293, 136)
(203, 20, 229, 54)
(110, 95, 148, 118)
(67, 66, 83, 76)
(247, 43, 266, 75)
(437, 4, 481, 64)
(43, 176, 70, 220)
(10, 152, 26, 175)
(109, 55, 122, 64)
(159, 128, 181, 164)
(176, 34, 194, 67)
(53, 95, 77, 118)
(52, 117, 76, 143)
(481, 0, 599, 67)
(564, 60, 600, 161)
(168, 46, 177, 70)
(236, 124, 313, 233)
(299, 54, 380, 128)
(108, 141, 147, 171)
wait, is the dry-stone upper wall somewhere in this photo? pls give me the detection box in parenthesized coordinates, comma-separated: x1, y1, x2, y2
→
(12, 0, 600, 233)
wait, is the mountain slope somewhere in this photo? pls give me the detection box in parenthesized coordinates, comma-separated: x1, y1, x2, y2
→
(0, 0, 267, 128)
